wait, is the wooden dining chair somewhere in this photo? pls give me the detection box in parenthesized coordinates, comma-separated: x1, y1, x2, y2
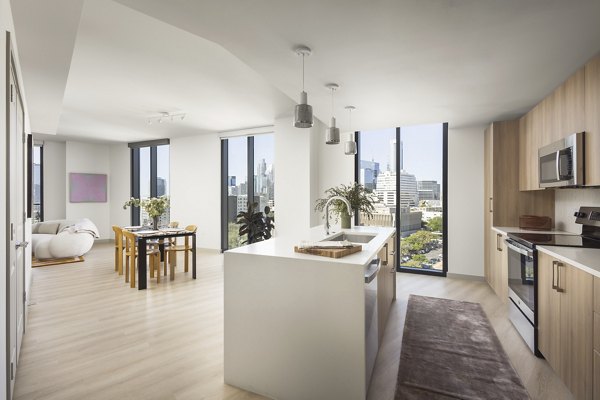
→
(122, 230, 162, 288)
(112, 225, 124, 275)
(166, 225, 197, 280)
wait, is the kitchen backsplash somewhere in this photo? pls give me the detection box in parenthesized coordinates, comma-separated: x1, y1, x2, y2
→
(554, 188, 600, 233)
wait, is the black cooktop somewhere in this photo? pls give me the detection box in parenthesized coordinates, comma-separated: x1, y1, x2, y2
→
(508, 232, 600, 249)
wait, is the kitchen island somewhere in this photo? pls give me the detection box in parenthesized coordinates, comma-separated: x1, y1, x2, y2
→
(224, 225, 396, 400)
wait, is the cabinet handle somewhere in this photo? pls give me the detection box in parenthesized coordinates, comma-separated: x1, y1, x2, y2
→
(555, 262, 565, 293)
(489, 197, 493, 213)
(382, 243, 388, 266)
(496, 234, 502, 251)
(552, 261, 558, 290)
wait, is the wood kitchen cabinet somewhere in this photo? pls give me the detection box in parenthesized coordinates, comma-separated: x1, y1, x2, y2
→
(483, 120, 553, 293)
(519, 103, 544, 191)
(537, 251, 594, 400)
(519, 65, 585, 191)
(585, 54, 600, 186)
(377, 233, 396, 343)
(486, 230, 507, 301)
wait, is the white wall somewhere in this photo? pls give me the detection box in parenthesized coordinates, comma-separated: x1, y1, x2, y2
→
(555, 188, 600, 233)
(169, 133, 221, 250)
(274, 116, 325, 237)
(109, 143, 130, 238)
(316, 129, 355, 226)
(447, 126, 485, 277)
(65, 141, 111, 239)
(42, 140, 66, 220)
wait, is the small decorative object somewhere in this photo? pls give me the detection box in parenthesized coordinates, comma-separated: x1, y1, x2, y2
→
(69, 173, 107, 203)
(519, 215, 552, 231)
(123, 196, 170, 229)
(315, 183, 375, 228)
(236, 203, 275, 244)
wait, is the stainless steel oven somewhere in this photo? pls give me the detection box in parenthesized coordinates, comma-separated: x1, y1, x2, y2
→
(538, 132, 584, 188)
(505, 238, 536, 352)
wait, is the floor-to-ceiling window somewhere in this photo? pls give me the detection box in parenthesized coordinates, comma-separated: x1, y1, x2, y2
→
(356, 123, 448, 276)
(221, 133, 274, 251)
(129, 139, 170, 226)
(32, 142, 43, 222)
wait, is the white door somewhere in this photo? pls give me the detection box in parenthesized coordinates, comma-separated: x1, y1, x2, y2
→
(7, 36, 27, 398)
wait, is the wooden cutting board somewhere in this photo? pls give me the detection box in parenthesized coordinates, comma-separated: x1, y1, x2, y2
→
(294, 245, 362, 258)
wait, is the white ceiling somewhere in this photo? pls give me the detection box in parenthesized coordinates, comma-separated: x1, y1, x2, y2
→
(12, 0, 294, 142)
(12, 0, 600, 142)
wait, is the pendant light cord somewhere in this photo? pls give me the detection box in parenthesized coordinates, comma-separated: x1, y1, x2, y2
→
(331, 88, 334, 115)
(302, 54, 305, 91)
(349, 108, 352, 131)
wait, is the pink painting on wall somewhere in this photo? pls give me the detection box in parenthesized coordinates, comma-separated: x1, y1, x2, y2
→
(69, 173, 107, 203)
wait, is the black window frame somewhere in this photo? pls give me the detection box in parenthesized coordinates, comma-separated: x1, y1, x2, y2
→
(28, 138, 44, 222)
(355, 123, 449, 277)
(220, 134, 271, 252)
(129, 139, 170, 225)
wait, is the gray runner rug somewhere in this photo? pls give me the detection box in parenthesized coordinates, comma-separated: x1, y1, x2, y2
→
(395, 295, 529, 399)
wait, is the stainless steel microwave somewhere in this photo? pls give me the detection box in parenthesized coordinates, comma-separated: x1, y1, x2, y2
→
(538, 132, 584, 188)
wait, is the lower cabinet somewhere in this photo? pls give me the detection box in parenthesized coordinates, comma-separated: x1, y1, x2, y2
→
(537, 251, 594, 400)
(377, 234, 396, 343)
(486, 230, 507, 302)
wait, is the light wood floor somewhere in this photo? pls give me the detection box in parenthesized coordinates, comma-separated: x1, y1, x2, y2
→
(14, 243, 572, 400)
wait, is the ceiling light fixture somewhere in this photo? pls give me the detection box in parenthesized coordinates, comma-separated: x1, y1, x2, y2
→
(147, 111, 187, 126)
(325, 83, 340, 144)
(344, 106, 357, 155)
(293, 45, 313, 128)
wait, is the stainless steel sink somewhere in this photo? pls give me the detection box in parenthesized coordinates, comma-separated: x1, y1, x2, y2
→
(325, 232, 377, 244)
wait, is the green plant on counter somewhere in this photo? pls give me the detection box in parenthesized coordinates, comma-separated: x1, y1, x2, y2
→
(314, 183, 375, 228)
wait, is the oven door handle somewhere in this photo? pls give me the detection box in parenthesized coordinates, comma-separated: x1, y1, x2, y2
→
(505, 240, 533, 258)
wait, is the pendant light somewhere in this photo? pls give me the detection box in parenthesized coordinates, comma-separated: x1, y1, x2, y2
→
(325, 83, 340, 144)
(293, 45, 314, 128)
(344, 106, 357, 155)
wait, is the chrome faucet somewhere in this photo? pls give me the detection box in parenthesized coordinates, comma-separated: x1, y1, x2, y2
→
(325, 195, 353, 235)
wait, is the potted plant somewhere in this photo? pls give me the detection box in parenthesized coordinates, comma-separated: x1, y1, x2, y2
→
(123, 196, 170, 229)
(314, 183, 375, 229)
(236, 202, 275, 244)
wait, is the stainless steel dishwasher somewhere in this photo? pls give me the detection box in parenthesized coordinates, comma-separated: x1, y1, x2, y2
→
(365, 258, 380, 387)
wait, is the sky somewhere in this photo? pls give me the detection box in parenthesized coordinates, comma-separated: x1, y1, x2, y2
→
(225, 123, 443, 186)
(360, 123, 443, 183)
(227, 134, 274, 184)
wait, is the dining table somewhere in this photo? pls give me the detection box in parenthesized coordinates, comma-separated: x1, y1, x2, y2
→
(129, 228, 197, 290)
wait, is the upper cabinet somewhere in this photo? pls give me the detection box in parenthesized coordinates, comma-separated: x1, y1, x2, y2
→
(519, 54, 598, 191)
(585, 55, 600, 186)
(519, 104, 543, 191)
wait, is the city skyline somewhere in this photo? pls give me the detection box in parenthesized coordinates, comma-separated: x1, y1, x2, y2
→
(359, 123, 443, 184)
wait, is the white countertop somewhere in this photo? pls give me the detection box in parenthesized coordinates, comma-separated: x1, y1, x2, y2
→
(492, 226, 574, 236)
(493, 226, 600, 278)
(225, 225, 395, 266)
(537, 246, 600, 278)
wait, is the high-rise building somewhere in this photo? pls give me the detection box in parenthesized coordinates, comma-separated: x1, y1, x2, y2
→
(400, 171, 418, 207)
(360, 159, 380, 190)
(417, 180, 440, 201)
(374, 169, 418, 208)
(156, 177, 167, 196)
(373, 171, 396, 206)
